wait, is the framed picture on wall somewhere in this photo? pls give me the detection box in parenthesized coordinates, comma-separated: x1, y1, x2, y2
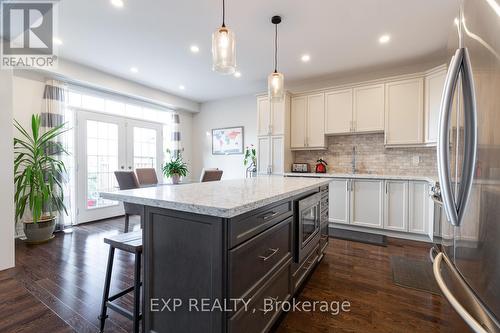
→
(212, 126, 244, 155)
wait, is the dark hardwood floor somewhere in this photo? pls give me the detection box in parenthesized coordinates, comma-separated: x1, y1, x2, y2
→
(0, 217, 470, 333)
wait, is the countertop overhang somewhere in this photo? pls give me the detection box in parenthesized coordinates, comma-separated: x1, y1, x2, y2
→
(100, 176, 330, 218)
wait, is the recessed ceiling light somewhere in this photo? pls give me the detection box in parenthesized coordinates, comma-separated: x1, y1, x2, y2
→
(179, 85, 185, 90)
(190, 45, 200, 53)
(110, 0, 124, 8)
(130, 67, 138, 73)
(53, 37, 63, 46)
(379, 34, 391, 44)
(234, 71, 241, 78)
(301, 54, 311, 62)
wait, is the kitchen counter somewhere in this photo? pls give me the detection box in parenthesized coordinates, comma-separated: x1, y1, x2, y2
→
(284, 172, 436, 183)
(100, 176, 329, 218)
(100, 176, 329, 333)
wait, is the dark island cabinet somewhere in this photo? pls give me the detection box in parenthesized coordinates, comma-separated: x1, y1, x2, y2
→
(143, 185, 328, 333)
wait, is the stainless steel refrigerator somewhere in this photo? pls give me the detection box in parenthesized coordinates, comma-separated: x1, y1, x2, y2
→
(432, 0, 500, 332)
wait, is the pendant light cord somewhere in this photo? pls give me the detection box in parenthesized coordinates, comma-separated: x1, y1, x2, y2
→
(222, 0, 226, 27)
(274, 23, 278, 72)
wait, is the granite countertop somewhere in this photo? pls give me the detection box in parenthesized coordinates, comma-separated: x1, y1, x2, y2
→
(284, 172, 436, 183)
(100, 176, 330, 218)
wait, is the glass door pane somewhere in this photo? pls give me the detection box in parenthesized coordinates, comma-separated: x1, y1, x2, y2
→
(76, 111, 125, 224)
(133, 127, 157, 169)
(126, 119, 163, 178)
(86, 120, 119, 209)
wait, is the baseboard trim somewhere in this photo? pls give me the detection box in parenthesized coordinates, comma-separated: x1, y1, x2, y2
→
(329, 223, 433, 243)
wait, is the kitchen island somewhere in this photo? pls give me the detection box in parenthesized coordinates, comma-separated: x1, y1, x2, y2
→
(101, 176, 330, 333)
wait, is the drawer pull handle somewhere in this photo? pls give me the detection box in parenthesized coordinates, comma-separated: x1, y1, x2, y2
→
(302, 258, 316, 271)
(258, 248, 279, 261)
(262, 211, 279, 221)
(258, 296, 279, 313)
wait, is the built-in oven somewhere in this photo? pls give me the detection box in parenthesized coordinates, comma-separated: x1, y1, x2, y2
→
(295, 192, 321, 263)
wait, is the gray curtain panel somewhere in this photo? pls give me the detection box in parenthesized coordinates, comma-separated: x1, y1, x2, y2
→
(41, 80, 74, 230)
(171, 112, 182, 158)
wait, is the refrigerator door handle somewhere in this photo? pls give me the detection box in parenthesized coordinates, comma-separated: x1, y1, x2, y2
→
(433, 252, 499, 333)
(457, 48, 478, 226)
(437, 48, 463, 227)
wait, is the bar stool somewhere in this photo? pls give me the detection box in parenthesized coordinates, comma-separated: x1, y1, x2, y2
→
(99, 231, 143, 333)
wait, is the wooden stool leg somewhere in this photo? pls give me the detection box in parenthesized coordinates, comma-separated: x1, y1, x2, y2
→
(133, 252, 142, 333)
(99, 246, 115, 332)
(124, 214, 130, 233)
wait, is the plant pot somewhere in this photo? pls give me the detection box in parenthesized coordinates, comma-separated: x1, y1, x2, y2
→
(23, 216, 56, 244)
(171, 174, 181, 184)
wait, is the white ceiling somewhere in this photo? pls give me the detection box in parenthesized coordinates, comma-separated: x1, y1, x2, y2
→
(56, 0, 457, 102)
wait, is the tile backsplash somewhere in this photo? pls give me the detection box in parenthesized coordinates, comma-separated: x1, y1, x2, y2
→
(293, 133, 437, 177)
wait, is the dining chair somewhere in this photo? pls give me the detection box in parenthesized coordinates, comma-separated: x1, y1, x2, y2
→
(135, 168, 159, 186)
(114, 171, 143, 233)
(199, 168, 223, 182)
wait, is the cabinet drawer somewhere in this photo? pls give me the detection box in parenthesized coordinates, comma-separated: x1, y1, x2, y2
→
(292, 245, 319, 292)
(229, 263, 291, 333)
(229, 200, 293, 248)
(229, 217, 292, 300)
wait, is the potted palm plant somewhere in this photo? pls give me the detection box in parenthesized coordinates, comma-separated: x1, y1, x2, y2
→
(14, 114, 68, 243)
(162, 150, 188, 184)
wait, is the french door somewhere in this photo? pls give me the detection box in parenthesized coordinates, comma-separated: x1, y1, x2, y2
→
(76, 110, 163, 223)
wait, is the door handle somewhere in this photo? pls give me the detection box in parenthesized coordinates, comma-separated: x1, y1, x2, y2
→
(120, 166, 125, 169)
(437, 48, 463, 227)
(433, 252, 489, 333)
(128, 166, 132, 170)
(437, 48, 477, 227)
(457, 48, 477, 227)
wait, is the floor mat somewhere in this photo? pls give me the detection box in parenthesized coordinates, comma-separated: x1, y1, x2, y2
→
(330, 227, 386, 246)
(390, 256, 441, 295)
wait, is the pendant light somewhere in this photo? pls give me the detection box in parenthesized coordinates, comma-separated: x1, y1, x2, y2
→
(212, 0, 236, 74)
(268, 15, 284, 102)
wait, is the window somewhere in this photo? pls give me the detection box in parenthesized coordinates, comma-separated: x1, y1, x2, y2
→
(68, 88, 172, 125)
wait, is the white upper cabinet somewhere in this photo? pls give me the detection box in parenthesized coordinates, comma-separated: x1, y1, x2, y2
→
(385, 78, 424, 145)
(307, 93, 326, 148)
(257, 96, 271, 136)
(291, 96, 307, 148)
(291, 93, 325, 149)
(325, 89, 352, 134)
(425, 68, 447, 143)
(257, 96, 286, 136)
(353, 84, 385, 133)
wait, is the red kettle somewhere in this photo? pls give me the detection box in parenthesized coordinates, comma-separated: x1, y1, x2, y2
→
(315, 159, 328, 173)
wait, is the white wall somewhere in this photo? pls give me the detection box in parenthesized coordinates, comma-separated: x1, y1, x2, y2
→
(37, 59, 200, 113)
(0, 70, 15, 271)
(192, 95, 256, 180)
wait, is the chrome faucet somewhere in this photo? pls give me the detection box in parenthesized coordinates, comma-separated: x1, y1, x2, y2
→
(351, 146, 356, 174)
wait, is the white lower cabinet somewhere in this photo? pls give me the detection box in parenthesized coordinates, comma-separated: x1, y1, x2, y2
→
(408, 181, 430, 235)
(257, 135, 287, 175)
(257, 136, 270, 174)
(328, 177, 433, 239)
(384, 180, 408, 231)
(350, 179, 384, 229)
(329, 179, 350, 224)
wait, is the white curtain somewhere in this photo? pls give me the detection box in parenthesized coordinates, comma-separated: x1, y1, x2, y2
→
(41, 79, 75, 230)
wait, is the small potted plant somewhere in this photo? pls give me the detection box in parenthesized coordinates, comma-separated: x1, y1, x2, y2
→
(14, 114, 68, 243)
(162, 150, 188, 184)
(244, 144, 257, 178)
